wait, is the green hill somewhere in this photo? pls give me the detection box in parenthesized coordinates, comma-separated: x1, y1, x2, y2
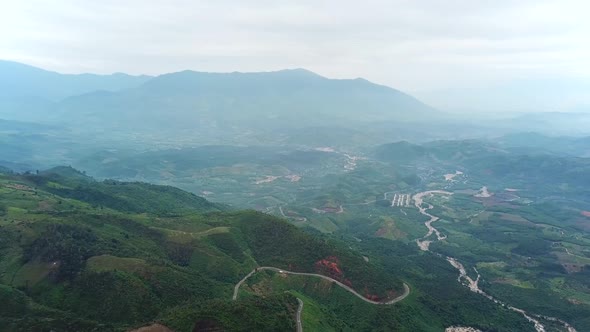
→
(374, 139, 590, 190)
(0, 168, 406, 331)
(28, 166, 223, 215)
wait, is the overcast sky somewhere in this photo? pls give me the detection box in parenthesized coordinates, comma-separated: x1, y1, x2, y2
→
(1, 0, 589, 111)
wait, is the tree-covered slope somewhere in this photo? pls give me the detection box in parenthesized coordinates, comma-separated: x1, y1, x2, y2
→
(27, 166, 224, 215)
(373, 139, 590, 190)
(0, 168, 405, 331)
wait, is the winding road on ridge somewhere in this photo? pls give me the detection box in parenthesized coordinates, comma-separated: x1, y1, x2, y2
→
(233, 267, 410, 304)
(234, 188, 576, 331)
(233, 267, 411, 331)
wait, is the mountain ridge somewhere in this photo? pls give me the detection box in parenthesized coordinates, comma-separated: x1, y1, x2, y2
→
(1, 60, 437, 131)
(0, 60, 152, 101)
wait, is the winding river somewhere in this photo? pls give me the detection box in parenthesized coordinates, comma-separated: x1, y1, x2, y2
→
(412, 191, 576, 332)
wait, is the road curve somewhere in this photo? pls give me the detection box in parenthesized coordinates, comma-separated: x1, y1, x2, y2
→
(296, 298, 303, 332)
(233, 266, 410, 305)
(233, 269, 256, 300)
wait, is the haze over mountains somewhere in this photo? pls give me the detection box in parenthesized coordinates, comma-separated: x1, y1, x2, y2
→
(0, 60, 151, 101)
(2, 60, 590, 150)
(55, 68, 437, 133)
(419, 77, 590, 114)
(3, 59, 590, 175)
(0, 60, 434, 125)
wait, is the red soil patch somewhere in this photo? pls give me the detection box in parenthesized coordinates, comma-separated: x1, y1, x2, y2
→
(363, 286, 383, 301)
(315, 256, 395, 302)
(343, 278, 353, 287)
(315, 256, 343, 280)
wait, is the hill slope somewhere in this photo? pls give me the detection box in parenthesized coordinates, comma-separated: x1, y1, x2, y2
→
(0, 168, 406, 331)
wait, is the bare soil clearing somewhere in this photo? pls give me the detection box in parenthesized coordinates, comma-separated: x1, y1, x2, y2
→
(314, 147, 335, 152)
(474, 186, 492, 197)
(312, 205, 344, 214)
(254, 175, 280, 184)
(445, 327, 482, 332)
(285, 174, 302, 182)
(444, 170, 464, 181)
(5, 184, 34, 191)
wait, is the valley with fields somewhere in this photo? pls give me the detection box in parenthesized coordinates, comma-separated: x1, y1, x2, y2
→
(2, 134, 590, 331)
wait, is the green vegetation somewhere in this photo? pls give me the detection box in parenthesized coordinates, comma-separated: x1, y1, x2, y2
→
(160, 294, 298, 332)
(27, 166, 223, 215)
(2, 134, 590, 331)
(0, 169, 408, 331)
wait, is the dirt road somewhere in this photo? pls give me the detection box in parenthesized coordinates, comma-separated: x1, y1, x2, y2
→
(296, 298, 303, 332)
(233, 266, 410, 305)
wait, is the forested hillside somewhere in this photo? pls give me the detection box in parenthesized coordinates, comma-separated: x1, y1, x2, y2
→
(0, 167, 539, 331)
(0, 168, 404, 331)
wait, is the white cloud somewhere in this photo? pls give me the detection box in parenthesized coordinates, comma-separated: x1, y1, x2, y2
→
(1, 0, 589, 111)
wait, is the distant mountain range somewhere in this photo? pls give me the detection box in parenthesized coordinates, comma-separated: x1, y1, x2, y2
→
(0, 60, 437, 138)
(492, 112, 590, 136)
(3, 60, 590, 147)
(0, 60, 151, 101)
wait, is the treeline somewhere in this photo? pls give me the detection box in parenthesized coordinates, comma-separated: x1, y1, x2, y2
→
(24, 224, 99, 281)
(160, 294, 298, 332)
(20, 167, 222, 215)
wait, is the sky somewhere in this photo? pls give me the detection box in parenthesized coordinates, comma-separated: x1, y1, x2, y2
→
(1, 0, 589, 112)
